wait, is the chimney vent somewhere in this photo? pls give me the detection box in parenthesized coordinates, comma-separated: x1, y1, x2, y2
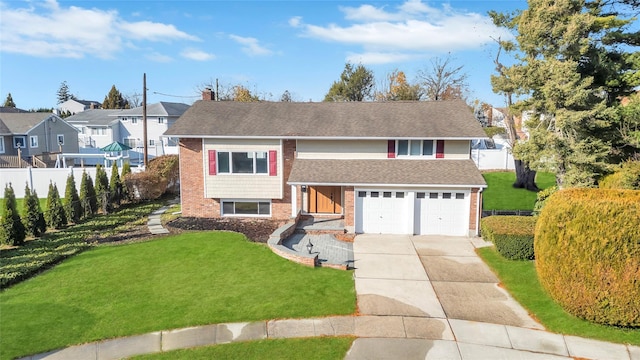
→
(202, 88, 215, 101)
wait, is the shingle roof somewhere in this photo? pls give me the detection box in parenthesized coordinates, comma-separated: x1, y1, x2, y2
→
(0, 113, 57, 134)
(165, 100, 487, 139)
(113, 102, 190, 117)
(288, 159, 486, 186)
(66, 109, 123, 126)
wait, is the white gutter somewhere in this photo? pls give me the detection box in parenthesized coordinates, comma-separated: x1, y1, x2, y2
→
(162, 135, 486, 141)
(287, 181, 488, 188)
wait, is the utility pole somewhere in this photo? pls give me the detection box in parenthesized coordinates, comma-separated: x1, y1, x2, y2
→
(143, 73, 148, 167)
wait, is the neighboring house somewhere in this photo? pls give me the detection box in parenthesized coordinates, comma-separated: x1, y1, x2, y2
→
(165, 96, 488, 236)
(57, 99, 101, 115)
(0, 111, 79, 158)
(66, 109, 124, 149)
(112, 102, 190, 156)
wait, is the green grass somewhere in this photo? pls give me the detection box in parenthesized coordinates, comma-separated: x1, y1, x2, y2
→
(0, 198, 48, 213)
(477, 247, 640, 345)
(0, 232, 355, 360)
(133, 337, 354, 360)
(482, 172, 556, 210)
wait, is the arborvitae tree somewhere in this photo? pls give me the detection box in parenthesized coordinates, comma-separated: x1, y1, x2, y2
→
(45, 182, 67, 229)
(109, 162, 122, 207)
(3, 93, 16, 107)
(121, 162, 132, 201)
(102, 85, 130, 109)
(0, 183, 26, 246)
(95, 164, 110, 213)
(22, 183, 45, 237)
(57, 81, 74, 104)
(33, 189, 47, 235)
(79, 172, 97, 218)
(64, 173, 82, 224)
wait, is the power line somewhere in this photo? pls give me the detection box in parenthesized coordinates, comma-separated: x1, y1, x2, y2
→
(152, 91, 200, 99)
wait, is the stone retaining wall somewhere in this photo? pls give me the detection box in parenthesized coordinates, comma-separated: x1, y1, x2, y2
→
(266, 212, 318, 267)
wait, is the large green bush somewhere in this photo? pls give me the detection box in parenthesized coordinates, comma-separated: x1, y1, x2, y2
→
(481, 216, 535, 260)
(0, 183, 26, 246)
(535, 188, 640, 327)
(599, 161, 640, 190)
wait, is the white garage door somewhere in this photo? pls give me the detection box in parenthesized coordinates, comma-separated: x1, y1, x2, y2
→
(356, 190, 409, 234)
(414, 191, 469, 236)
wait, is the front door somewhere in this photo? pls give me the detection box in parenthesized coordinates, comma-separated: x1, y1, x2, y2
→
(309, 186, 342, 214)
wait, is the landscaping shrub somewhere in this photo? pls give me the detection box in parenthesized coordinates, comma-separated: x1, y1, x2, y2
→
(109, 162, 122, 207)
(481, 216, 535, 260)
(45, 182, 67, 229)
(22, 184, 46, 238)
(535, 188, 640, 327)
(80, 172, 97, 218)
(94, 164, 110, 213)
(0, 183, 26, 246)
(64, 174, 82, 224)
(147, 155, 180, 195)
(124, 171, 168, 201)
(532, 185, 558, 216)
(121, 162, 132, 201)
(599, 161, 640, 190)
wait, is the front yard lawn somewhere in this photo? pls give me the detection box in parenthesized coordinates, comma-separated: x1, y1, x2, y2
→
(478, 247, 640, 345)
(0, 232, 355, 360)
(133, 337, 354, 360)
(482, 171, 556, 210)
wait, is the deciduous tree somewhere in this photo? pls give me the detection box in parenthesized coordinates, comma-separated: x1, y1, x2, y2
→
(417, 55, 468, 101)
(324, 63, 375, 102)
(375, 70, 422, 101)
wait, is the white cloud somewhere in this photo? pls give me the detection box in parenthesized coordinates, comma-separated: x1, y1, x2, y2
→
(346, 52, 420, 65)
(288, 16, 302, 28)
(146, 52, 174, 63)
(181, 48, 216, 61)
(298, 0, 512, 65)
(0, 0, 198, 59)
(229, 35, 273, 56)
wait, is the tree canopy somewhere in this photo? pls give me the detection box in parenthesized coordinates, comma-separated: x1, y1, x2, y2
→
(3, 93, 16, 108)
(417, 56, 469, 101)
(57, 81, 75, 104)
(375, 70, 422, 101)
(490, 0, 640, 188)
(324, 63, 375, 101)
(102, 85, 130, 109)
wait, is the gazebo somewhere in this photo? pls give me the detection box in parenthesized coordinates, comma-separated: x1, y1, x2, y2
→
(100, 141, 132, 167)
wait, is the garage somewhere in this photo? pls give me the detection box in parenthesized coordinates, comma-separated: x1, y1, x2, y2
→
(355, 190, 410, 234)
(414, 191, 470, 236)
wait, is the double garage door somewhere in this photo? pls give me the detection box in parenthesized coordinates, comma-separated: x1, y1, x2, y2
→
(355, 189, 470, 236)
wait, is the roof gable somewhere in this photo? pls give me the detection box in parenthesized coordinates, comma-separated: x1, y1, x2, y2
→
(165, 100, 486, 139)
(0, 113, 78, 134)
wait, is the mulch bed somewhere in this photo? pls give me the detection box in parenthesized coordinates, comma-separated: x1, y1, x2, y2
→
(166, 217, 283, 243)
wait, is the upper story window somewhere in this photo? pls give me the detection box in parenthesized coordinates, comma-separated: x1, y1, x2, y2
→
(13, 136, 26, 149)
(0, 136, 5, 153)
(91, 127, 107, 135)
(217, 151, 268, 174)
(57, 134, 64, 145)
(131, 117, 138, 124)
(397, 140, 434, 157)
(158, 117, 165, 124)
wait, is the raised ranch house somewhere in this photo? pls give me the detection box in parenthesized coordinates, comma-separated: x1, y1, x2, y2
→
(165, 95, 487, 236)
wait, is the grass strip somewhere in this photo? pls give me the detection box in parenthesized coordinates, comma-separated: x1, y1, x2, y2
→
(482, 171, 555, 210)
(477, 247, 640, 345)
(0, 232, 355, 360)
(132, 337, 355, 360)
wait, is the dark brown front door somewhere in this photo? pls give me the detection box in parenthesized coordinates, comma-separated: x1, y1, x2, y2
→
(309, 186, 342, 214)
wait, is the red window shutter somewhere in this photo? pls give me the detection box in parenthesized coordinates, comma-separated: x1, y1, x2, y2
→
(208, 150, 216, 175)
(436, 140, 445, 158)
(269, 150, 277, 176)
(387, 140, 395, 158)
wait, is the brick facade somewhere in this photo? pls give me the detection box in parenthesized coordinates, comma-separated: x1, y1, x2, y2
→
(344, 186, 355, 227)
(179, 138, 219, 217)
(271, 140, 296, 220)
(469, 188, 481, 234)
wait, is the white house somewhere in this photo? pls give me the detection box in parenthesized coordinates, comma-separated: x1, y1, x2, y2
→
(57, 99, 101, 115)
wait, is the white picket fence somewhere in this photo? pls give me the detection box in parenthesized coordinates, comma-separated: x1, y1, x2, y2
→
(0, 167, 141, 198)
(471, 148, 515, 170)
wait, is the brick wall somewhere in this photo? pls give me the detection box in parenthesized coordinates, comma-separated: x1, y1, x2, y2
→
(179, 138, 219, 217)
(271, 139, 296, 220)
(469, 188, 480, 234)
(344, 186, 355, 227)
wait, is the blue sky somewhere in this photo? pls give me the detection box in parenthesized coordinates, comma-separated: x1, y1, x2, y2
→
(1, 0, 527, 110)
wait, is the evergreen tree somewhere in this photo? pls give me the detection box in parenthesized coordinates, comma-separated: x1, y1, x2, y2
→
(121, 162, 132, 201)
(80, 172, 97, 218)
(64, 173, 82, 224)
(57, 81, 74, 104)
(22, 183, 45, 237)
(3, 93, 16, 107)
(34, 189, 47, 235)
(94, 164, 110, 213)
(109, 162, 122, 207)
(45, 182, 67, 229)
(324, 63, 375, 102)
(0, 183, 26, 246)
(102, 85, 130, 109)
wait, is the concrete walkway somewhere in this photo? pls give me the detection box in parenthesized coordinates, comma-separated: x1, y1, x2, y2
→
(20, 234, 640, 360)
(147, 200, 179, 235)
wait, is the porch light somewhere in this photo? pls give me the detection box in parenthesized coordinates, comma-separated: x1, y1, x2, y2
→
(306, 240, 313, 254)
(301, 185, 307, 193)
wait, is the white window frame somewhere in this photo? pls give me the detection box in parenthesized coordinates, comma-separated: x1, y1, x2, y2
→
(13, 136, 26, 149)
(396, 140, 435, 158)
(221, 200, 271, 217)
(158, 117, 165, 124)
(149, 139, 155, 146)
(91, 127, 107, 136)
(57, 134, 64, 145)
(0, 136, 5, 153)
(217, 151, 269, 175)
(131, 117, 138, 124)
(30, 135, 39, 148)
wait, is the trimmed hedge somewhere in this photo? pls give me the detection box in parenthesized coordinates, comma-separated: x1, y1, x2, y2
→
(535, 188, 640, 327)
(481, 216, 536, 260)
